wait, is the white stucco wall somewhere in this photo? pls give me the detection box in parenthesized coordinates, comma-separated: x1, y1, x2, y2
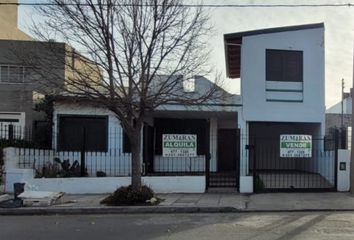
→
(241, 27, 325, 125)
(24, 176, 205, 194)
(337, 149, 350, 192)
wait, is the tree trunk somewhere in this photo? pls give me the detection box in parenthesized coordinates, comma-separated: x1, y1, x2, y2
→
(130, 128, 142, 191)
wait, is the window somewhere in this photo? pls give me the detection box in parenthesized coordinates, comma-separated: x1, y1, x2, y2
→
(266, 49, 303, 82)
(58, 115, 108, 151)
(0, 65, 35, 83)
(0, 112, 25, 139)
(183, 77, 195, 92)
(24, 67, 36, 82)
(0, 112, 25, 126)
(0, 118, 19, 123)
(0, 66, 9, 82)
(9, 66, 22, 83)
(154, 118, 207, 155)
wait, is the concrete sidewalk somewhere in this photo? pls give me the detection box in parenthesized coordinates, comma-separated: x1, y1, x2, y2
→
(1, 192, 354, 215)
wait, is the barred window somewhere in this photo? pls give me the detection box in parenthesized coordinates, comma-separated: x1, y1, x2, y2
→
(58, 115, 108, 151)
(266, 49, 303, 82)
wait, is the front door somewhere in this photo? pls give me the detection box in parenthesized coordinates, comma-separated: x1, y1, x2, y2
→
(217, 129, 239, 171)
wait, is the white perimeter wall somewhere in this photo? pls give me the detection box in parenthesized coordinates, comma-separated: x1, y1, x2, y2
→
(14, 175, 206, 194)
(241, 27, 325, 125)
(4, 147, 206, 194)
(337, 149, 350, 191)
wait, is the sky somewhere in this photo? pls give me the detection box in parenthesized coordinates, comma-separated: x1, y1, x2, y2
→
(16, 0, 354, 108)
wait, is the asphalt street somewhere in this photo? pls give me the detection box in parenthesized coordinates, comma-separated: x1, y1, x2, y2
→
(1, 212, 354, 240)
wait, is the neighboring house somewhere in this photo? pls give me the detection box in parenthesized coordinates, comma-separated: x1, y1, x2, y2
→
(325, 93, 352, 149)
(0, 0, 32, 41)
(326, 93, 352, 131)
(0, 2, 100, 139)
(0, 40, 66, 129)
(0, 0, 35, 135)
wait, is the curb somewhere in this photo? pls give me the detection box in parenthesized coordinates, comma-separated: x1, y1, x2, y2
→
(0, 206, 240, 215)
(2, 207, 354, 216)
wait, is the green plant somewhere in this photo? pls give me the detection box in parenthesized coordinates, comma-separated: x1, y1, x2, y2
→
(101, 185, 155, 206)
(35, 158, 87, 178)
(54, 158, 87, 177)
(35, 161, 60, 178)
(34, 95, 54, 124)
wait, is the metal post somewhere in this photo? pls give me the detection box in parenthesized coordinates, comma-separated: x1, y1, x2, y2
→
(8, 124, 14, 145)
(334, 129, 339, 190)
(252, 141, 257, 193)
(205, 152, 210, 191)
(205, 119, 210, 191)
(80, 127, 86, 177)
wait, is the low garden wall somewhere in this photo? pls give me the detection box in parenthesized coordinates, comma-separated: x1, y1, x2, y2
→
(24, 176, 205, 194)
(3, 147, 206, 194)
(6, 172, 205, 194)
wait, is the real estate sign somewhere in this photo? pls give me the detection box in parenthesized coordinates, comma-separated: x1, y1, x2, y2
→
(280, 134, 312, 158)
(162, 134, 197, 157)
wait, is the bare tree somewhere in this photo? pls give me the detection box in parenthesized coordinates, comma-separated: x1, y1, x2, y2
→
(29, 0, 221, 190)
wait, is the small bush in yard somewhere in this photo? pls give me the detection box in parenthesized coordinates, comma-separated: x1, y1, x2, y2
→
(101, 185, 156, 206)
(96, 171, 107, 177)
(35, 158, 88, 178)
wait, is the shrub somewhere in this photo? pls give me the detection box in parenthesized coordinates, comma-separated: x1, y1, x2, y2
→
(35, 161, 60, 178)
(35, 158, 88, 178)
(101, 185, 155, 205)
(54, 158, 88, 177)
(96, 171, 107, 177)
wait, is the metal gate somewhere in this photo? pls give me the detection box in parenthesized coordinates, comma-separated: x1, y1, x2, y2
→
(250, 136, 338, 193)
(206, 129, 240, 189)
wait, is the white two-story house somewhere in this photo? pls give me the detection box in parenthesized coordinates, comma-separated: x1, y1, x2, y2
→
(224, 23, 331, 192)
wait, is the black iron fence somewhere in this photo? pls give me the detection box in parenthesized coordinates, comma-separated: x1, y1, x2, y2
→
(145, 155, 206, 176)
(0, 123, 51, 148)
(15, 149, 207, 178)
(247, 136, 337, 192)
(17, 148, 131, 177)
(3, 125, 208, 178)
(1, 123, 344, 192)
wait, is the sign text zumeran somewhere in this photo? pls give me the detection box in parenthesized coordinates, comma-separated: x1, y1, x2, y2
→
(280, 135, 312, 158)
(162, 134, 197, 157)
